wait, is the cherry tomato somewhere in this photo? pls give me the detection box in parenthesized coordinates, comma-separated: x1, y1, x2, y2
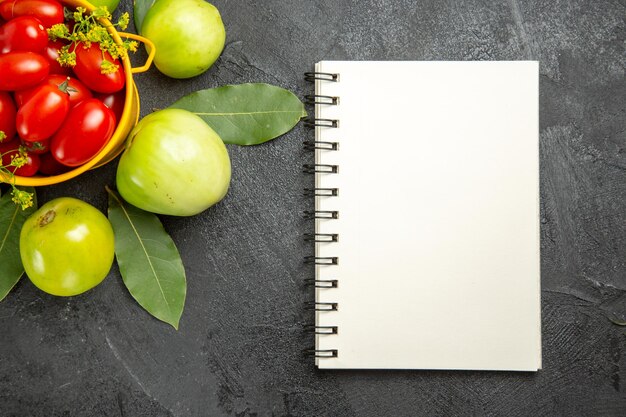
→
(38, 151, 68, 175)
(0, 139, 16, 155)
(0, 16, 47, 54)
(43, 39, 71, 75)
(0, 91, 16, 140)
(50, 74, 92, 106)
(0, 51, 49, 90)
(0, 2, 12, 22)
(51, 98, 116, 166)
(0, 142, 40, 176)
(0, 134, 16, 146)
(74, 43, 125, 94)
(16, 83, 69, 142)
(20, 136, 49, 154)
(15, 74, 92, 107)
(0, 0, 64, 28)
(95, 89, 125, 122)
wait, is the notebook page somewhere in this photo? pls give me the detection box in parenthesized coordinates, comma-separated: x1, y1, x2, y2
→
(314, 61, 541, 370)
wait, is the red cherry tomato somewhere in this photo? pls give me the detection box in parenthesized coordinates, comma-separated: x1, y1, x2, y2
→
(16, 83, 69, 142)
(38, 150, 68, 175)
(20, 136, 49, 154)
(51, 98, 116, 166)
(0, 142, 40, 176)
(0, 134, 16, 146)
(43, 39, 71, 75)
(50, 74, 92, 106)
(0, 0, 64, 28)
(95, 89, 125, 123)
(74, 43, 125, 94)
(15, 74, 92, 107)
(0, 16, 47, 54)
(0, 51, 49, 90)
(0, 91, 16, 140)
(0, 2, 12, 22)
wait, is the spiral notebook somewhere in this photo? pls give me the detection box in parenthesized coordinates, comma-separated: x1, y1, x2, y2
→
(305, 61, 541, 371)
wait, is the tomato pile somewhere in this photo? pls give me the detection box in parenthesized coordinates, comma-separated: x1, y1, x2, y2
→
(0, 0, 129, 177)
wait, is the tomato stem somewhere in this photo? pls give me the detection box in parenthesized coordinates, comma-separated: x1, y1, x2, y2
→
(57, 78, 71, 94)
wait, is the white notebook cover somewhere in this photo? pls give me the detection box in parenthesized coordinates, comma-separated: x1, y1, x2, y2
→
(313, 61, 541, 371)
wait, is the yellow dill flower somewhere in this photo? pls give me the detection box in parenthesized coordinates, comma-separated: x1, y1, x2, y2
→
(118, 12, 130, 30)
(126, 40, 138, 53)
(10, 153, 27, 169)
(44, 5, 136, 73)
(91, 6, 111, 20)
(73, 8, 85, 22)
(88, 25, 108, 43)
(100, 60, 119, 74)
(47, 23, 70, 41)
(11, 188, 34, 211)
(58, 48, 76, 67)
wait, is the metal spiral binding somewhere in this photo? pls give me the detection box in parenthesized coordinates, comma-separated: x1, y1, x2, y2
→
(304, 72, 339, 82)
(304, 71, 340, 360)
(302, 164, 338, 174)
(303, 210, 338, 220)
(304, 95, 339, 105)
(304, 324, 338, 335)
(304, 256, 338, 265)
(303, 118, 338, 128)
(303, 188, 338, 197)
(303, 141, 338, 151)
(303, 349, 338, 358)
(303, 279, 338, 288)
(304, 301, 338, 311)
(304, 233, 338, 243)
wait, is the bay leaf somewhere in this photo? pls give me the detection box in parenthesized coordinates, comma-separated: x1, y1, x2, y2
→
(106, 187, 186, 329)
(169, 83, 307, 145)
(0, 187, 37, 301)
(133, 0, 157, 33)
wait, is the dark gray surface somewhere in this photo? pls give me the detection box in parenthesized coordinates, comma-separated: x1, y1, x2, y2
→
(1, 0, 625, 416)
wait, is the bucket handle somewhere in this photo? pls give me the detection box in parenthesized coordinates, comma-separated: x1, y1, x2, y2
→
(118, 32, 156, 74)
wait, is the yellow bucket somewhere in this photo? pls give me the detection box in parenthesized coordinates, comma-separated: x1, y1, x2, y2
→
(6, 0, 155, 187)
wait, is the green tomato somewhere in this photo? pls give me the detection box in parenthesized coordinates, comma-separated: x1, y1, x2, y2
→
(20, 197, 115, 297)
(88, 0, 121, 13)
(116, 108, 231, 216)
(141, 0, 226, 79)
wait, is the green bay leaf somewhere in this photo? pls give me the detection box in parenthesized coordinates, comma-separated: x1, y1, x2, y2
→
(169, 83, 307, 146)
(0, 187, 37, 301)
(106, 187, 186, 329)
(133, 0, 157, 33)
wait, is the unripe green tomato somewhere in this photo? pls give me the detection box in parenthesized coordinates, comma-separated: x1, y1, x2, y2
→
(116, 108, 231, 216)
(141, 0, 226, 79)
(88, 0, 121, 13)
(20, 197, 115, 297)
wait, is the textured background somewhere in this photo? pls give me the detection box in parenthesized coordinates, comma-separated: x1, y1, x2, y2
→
(1, 0, 625, 416)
